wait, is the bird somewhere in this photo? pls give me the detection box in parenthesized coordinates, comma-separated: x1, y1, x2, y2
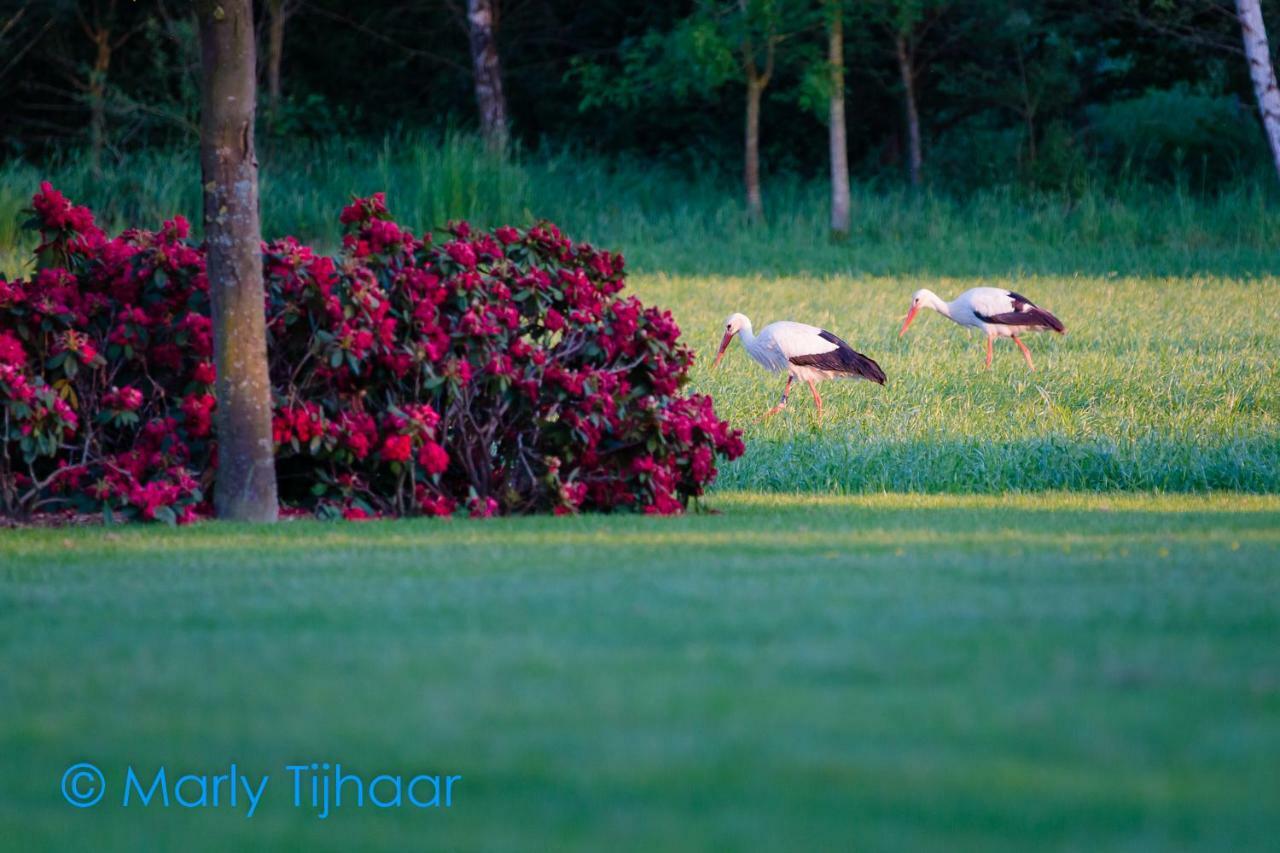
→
(712, 313, 885, 418)
(898, 286, 1065, 371)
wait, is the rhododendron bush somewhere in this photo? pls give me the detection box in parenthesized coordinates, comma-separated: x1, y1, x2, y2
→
(0, 184, 743, 523)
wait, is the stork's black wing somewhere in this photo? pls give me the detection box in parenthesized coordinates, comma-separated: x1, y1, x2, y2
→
(974, 291, 1065, 332)
(788, 330, 886, 385)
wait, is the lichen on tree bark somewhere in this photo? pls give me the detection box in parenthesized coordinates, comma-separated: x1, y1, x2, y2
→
(198, 0, 278, 522)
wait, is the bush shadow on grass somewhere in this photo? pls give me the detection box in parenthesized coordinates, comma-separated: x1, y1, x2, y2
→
(719, 435, 1280, 494)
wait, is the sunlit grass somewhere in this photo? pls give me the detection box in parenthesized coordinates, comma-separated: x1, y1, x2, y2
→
(633, 273, 1280, 493)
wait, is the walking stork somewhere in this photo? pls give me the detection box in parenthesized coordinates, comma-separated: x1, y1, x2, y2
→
(899, 287, 1065, 370)
(712, 313, 885, 418)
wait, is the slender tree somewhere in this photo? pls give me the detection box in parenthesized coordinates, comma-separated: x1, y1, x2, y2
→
(893, 32, 922, 186)
(264, 0, 294, 112)
(71, 1, 140, 176)
(467, 0, 509, 151)
(1236, 0, 1280, 182)
(828, 0, 851, 237)
(198, 0, 278, 522)
(740, 0, 781, 223)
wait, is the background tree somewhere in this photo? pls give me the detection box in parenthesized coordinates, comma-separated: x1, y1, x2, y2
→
(466, 0, 509, 151)
(3, 0, 1280, 195)
(197, 0, 278, 522)
(866, 0, 952, 187)
(827, 0, 850, 237)
(262, 0, 296, 116)
(572, 0, 814, 222)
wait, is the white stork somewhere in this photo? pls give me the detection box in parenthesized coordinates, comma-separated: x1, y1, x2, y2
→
(712, 313, 885, 417)
(899, 287, 1065, 371)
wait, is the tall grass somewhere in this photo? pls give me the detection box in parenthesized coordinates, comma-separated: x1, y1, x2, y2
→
(2, 130, 1279, 279)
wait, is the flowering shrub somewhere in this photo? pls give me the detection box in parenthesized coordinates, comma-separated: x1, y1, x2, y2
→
(0, 184, 743, 523)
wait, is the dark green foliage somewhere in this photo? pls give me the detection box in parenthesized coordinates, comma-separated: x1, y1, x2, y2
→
(3, 0, 1280, 190)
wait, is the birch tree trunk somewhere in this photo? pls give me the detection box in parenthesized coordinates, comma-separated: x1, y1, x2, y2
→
(198, 0, 278, 522)
(467, 0, 508, 152)
(1237, 0, 1280, 183)
(895, 33, 922, 187)
(828, 2, 850, 238)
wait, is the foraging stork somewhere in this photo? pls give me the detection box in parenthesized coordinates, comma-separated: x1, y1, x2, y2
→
(899, 287, 1065, 371)
(712, 313, 885, 417)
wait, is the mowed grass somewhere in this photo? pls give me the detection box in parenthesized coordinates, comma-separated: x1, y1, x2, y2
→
(634, 272, 1280, 493)
(2, 493, 1279, 852)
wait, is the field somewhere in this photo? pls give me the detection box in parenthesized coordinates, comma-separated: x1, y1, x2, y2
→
(654, 272, 1279, 493)
(2, 138, 1280, 850)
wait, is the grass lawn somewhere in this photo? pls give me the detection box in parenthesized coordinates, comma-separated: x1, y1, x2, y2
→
(2, 492, 1279, 852)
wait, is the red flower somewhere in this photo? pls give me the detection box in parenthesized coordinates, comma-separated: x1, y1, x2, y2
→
(417, 440, 449, 475)
(381, 433, 412, 463)
(180, 393, 216, 438)
(0, 331, 26, 366)
(193, 361, 217, 385)
(103, 386, 144, 412)
(445, 241, 477, 269)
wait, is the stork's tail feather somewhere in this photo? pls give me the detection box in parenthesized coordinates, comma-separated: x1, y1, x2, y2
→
(854, 351, 887, 385)
(788, 344, 886, 384)
(1033, 307, 1066, 334)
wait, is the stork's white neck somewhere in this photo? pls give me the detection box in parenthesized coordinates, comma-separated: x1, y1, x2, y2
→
(921, 290, 953, 318)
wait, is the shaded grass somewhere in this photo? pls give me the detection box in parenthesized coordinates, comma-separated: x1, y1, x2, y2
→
(2, 493, 1279, 852)
(3, 132, 1280, 279)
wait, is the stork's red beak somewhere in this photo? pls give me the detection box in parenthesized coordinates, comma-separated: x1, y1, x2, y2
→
(899, 305, 920, 337)
(712, 331, 733, 368)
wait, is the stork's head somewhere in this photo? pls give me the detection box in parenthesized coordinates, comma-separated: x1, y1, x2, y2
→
(900, 289, 938, 337)
(713, 313, 749, 368)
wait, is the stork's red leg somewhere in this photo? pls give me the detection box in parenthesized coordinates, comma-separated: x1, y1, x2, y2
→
(985, 334, 994, 369)
(764, 375, 794, 418)
(806, 379, 823, 418)
(1013, 335, 1036, 371)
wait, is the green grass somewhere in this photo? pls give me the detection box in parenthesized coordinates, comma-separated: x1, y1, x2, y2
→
(4, 132, 1280, 279)
(2, 493, 1279, 852)
(641, 272, 1280, 493)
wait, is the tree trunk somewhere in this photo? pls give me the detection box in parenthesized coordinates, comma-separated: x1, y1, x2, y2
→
(745, 76, 765, 223)
(467, 0, 508, 152)
(88, 27, 111, 177)
(1237, 0, 1280, 183)
(895, 33, 922, 187)
(198, 0, 278, 523)
(265, 0, 286, 109)
(828, 3, 850, 238)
